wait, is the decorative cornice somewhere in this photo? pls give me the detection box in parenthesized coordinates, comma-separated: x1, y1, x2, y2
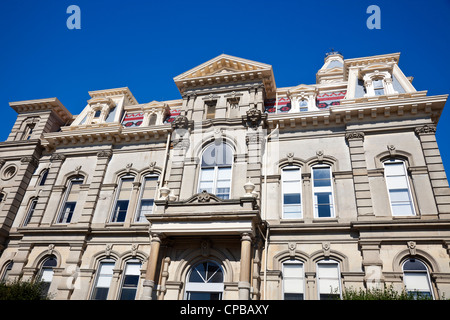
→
(20, 156, 39, 167)
(97, 150, 113, 160)
(9, 97, 73, 122)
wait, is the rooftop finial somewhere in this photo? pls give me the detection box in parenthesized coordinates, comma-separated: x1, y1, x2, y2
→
(325, 48, 342, 57)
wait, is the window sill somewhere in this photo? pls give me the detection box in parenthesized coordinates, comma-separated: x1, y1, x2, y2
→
(280, 219, 304, 224)
(392, 215, 420, 220)
(312, 218, 338, 223)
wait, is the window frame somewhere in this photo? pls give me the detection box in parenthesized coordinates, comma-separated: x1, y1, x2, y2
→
(281, 166, 303, 219)
(118, 259, 142, 300)
(372, 78, 385, 96)
(184, 261, 224, 300)
(311, 165, 335, 218)
(56, 176, 84, 224)
(135, 174, 159, 222)
(38, 256, 57, 297)
(402, 258, 434, 299)
(282, 260, 305, 300)
(91, 259, 116, 300)
(316, 259, 342, 300)
(198, 142, 233, 200)
(23, 198, 38, 226)
(383, 159, 416, 217)
(110, 174, 135, 223)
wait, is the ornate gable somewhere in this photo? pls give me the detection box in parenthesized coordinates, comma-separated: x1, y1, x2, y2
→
(173, 54, 276, 96)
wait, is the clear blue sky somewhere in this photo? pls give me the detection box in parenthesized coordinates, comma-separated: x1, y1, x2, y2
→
(1, 0, 449, 175)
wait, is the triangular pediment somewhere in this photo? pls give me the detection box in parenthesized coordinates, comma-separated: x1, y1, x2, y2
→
(173, 54, 277, 96)
(174, 54, 273, 81)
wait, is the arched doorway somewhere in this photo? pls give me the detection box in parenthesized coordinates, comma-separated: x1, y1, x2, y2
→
(184, 261, 224, 300)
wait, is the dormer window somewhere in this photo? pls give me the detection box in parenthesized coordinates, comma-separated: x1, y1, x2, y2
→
(299, 99, 308, 112)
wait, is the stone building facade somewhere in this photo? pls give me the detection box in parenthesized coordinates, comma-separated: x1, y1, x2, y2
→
(0, 52, 449, 300)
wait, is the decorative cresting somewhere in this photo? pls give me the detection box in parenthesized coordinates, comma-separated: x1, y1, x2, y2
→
(345, 131, 365, 141)
(414, 124, 436, 136)
(243, 108, 266, 129)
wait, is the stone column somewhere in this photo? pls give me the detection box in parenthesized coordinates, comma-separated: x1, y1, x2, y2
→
(415, 125, 450, 219)
(141, 233, 162, 300)
(238, 232, 253, 300)
(345, 132, 374, 219)
(78, 150, 112, 227)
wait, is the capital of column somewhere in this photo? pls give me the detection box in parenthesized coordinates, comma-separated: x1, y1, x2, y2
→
(414, 124, 436, 136)
(345, 131, 365, 142)
(240, 232, 253, 243)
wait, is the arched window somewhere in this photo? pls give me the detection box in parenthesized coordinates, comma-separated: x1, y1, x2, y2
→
(91, 259, 115, 300)
(1, 261, 13, 282)
(402, 258, 434, 299)
(39, 256, 57, 296)
(312, 165, 335, 218)
(282, 260, 305, 300)
(281, 166, 302, 219)
(118, 259, 142, 300)
(198, 142, 233, 200)
(383, 159, 415, 216)
(57, 176, 84, 224)
(38, 169, 49, 186)
(23, 198, 38, 226)
(111, 175, 135, 223)
(135, 174, 159, 222)
(316, 260, 341, 300)
(185, 261, 224, 300)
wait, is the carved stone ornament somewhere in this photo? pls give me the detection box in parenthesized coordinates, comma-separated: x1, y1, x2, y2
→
(47, 244, 55, 255)
(197, 190, 211, 203)
(322, 242, 331, 257)
(50, 153, 66, 162)
(316, 150, 324, 162)
(201, 240, 211, 257)
(345, 132, 365, 141)
(288, 242, 297, 258)
(97, 150, 113, 159)
(105, 244, 113, 257)
(287, 153, 294, 164)
(171, 115, 189, 130)
(414, 125, 436, 136)
(387, 145, 396, 157)
(244, 108, 264, 129)
(407, 241, 416, 256)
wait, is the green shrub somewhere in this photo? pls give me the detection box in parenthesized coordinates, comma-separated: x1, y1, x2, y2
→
(0, 279, 51, 300)
(341, 284, 432, 300)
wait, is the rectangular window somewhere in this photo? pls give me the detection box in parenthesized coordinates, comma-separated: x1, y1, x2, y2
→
(119, 261, 141, 300)
(111, 177, 134, 223)
(206, 101, 216, 119)
(92, 261, 115, 300)
(283, 262, 304, 300)
(317, 262, 341, 300)
(136, 176, 158, 222)
(198, 167, 231, 200)
(216, 167, 231, 200)
(312, 166, 334, 218)
(384, 161, 415, 216)
(282, 167, 302, 219)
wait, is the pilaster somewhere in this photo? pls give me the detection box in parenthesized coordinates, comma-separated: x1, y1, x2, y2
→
(345, 132, 374, 219)
(415, 125, 450, 218)
(77, 150, 112, 227)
